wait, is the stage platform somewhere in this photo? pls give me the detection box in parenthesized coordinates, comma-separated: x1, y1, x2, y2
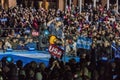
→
(0, 50, 80, 66)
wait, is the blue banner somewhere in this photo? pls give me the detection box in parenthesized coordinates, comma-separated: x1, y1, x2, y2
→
(111, 43, 120, 58)
(0, 18, 8, 22)
(77, 36, 92, 50)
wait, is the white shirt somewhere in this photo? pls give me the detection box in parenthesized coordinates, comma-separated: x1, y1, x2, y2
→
(5, 41, 12, 48)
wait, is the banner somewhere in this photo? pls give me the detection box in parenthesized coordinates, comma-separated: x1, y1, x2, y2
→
(48, 45, 64, 58)
(77, 36, 92, 50)
(111, 44, 120, 58)
(32, 31, 39, 36)
(0, 18, 8, 22)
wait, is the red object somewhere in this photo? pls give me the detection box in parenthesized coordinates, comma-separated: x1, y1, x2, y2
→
(113, 22, 117, 28)
(48, 45, 64, 58)
(33, 22, 38, 30)
(105, 16, 109, 21)
(68, 39, 72, 44)
(33, 19, 38, 30)
(99, 7, 103, 12)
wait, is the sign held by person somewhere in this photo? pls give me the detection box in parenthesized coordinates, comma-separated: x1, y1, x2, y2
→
(48, 44, 64, 58)
(77, 36, 92, 50)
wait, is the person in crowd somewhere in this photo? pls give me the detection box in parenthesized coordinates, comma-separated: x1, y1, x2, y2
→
(11, 38, 19, 50)
(4, 38, 12, 50)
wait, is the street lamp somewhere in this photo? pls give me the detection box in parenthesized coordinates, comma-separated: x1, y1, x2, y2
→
(107, 0, 109, 10)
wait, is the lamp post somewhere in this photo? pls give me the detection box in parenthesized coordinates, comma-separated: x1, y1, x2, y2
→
(107, 0, 109, 10)
(93, 0, 96, 8)
(79, 0, 82, 14)
(65, 0, 67, 12)
(116, 0, 119, 13)
(69, 0, 71, 9)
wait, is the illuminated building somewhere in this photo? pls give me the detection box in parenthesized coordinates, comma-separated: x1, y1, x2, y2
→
(0, 0, 119, 11)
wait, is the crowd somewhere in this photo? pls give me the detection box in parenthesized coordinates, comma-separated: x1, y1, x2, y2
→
(0, 54, 120, 80)
(0, 2, 120, 80)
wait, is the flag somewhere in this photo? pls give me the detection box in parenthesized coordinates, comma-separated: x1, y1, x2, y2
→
(111, 44, 120, 58)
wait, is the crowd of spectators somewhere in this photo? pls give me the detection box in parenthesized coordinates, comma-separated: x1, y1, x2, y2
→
(0, 54, 120, 80)
(0, 2, 120, 80)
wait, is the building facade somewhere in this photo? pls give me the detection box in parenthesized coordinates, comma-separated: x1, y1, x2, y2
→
(0, 0, 16, 9)
(0, 0, 119, 11)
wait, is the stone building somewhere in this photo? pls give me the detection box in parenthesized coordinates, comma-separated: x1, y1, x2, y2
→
(0, 0, 16, 9)
(0, 0, 119, 11)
